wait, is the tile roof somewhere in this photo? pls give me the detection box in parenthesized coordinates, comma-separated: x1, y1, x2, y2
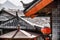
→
(0, 30, 40, 38)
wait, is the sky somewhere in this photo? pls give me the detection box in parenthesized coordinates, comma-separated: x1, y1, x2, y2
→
(0, 0, 33, 6)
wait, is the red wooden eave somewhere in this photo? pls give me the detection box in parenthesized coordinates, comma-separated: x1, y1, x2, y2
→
(25, 0, 53, 18)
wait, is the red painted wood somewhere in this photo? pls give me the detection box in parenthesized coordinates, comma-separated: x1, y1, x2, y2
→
(34, 38, 36, 40)
(25, 0, 53, 17)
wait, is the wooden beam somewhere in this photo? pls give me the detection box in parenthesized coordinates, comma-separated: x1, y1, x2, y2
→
(25, 0, 53, 17)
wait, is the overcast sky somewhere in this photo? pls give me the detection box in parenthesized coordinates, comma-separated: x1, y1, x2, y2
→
(0, 0, 33, 6)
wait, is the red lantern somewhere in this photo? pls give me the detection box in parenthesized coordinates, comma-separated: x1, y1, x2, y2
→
(41, 27, 51, 35)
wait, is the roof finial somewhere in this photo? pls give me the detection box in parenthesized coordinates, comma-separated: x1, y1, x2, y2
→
(17, 24, 20, 31)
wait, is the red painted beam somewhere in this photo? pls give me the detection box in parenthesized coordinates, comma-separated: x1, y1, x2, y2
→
(25, 0, 53, 17)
